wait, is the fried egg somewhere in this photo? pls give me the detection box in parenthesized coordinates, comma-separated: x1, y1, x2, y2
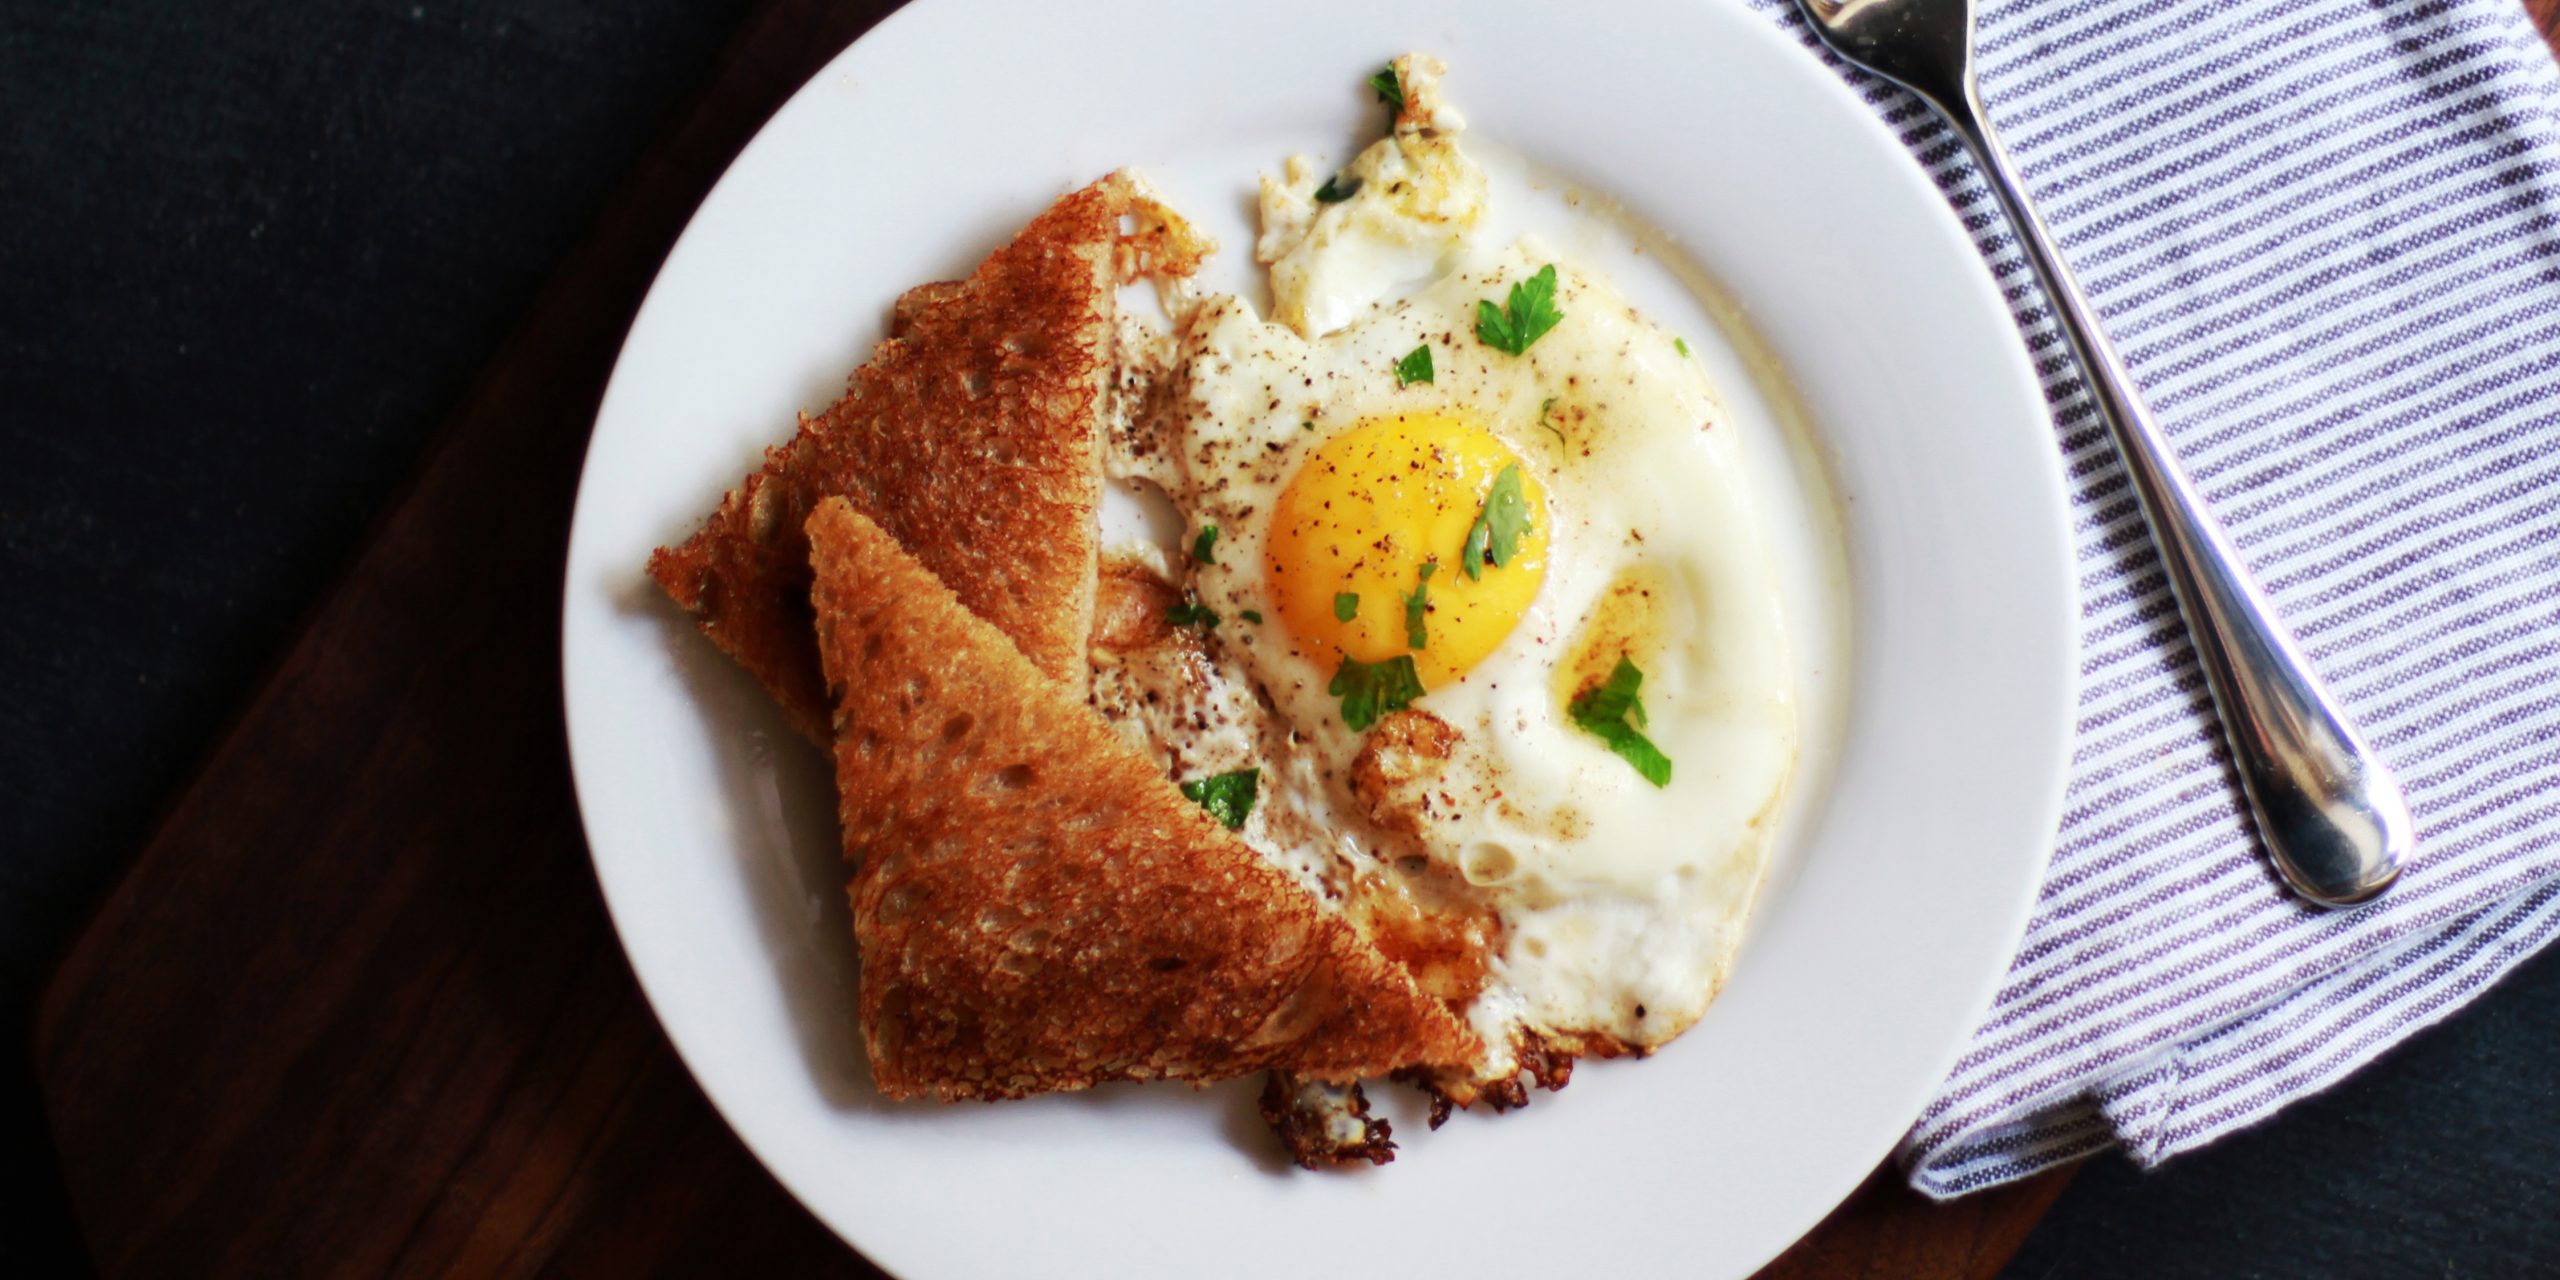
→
(1256, 55, 1485, 338)
(1098, 56, 1798, 1100)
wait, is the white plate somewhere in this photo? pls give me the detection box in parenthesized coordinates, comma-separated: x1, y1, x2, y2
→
(561, 1, 2075, 1276)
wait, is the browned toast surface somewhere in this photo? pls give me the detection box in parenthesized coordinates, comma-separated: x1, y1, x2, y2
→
(805, 498, 1480, 1099)
(648, 174, 1171, 742)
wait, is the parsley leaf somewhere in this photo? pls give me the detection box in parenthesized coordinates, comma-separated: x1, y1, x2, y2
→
(1330, 654, 1426, 732)
(1474, 264, 1564, 356)
(1334, 592, 1360, 622)
(1369, 64, 1404, 135)
(1459, 464, 1533, 581)
(1569, 657, 1673, 787)
(1675, 336, 1691, 357)
(1394, 344, 1434, 387)
(1403, 562, 1437, 650)
(1240, 609, 1264, 624)
(1192, 524, 1219, 565)
(1537, 396, 1565, 445)
(1166, 599, 1220, 630)
(1370, 65, 1405, 109)
(1314, 173, 1362, 203)
(1179, 768, 1260, 830)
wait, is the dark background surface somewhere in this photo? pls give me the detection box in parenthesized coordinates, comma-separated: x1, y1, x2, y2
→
(5, 1, 2557, 1275)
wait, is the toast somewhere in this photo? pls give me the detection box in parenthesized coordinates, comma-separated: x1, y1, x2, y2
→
(648, 172, 1204, 742)
(805, 497, 1481, 1098)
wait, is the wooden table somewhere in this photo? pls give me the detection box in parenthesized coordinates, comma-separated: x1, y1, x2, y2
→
(38, 1, 2560, 1274)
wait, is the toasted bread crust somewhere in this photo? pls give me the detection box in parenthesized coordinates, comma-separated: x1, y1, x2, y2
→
(805, 499, 1480, 1099)
(650, 175, 1175, 742)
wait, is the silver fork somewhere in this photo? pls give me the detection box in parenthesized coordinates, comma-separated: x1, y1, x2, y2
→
(1791, 0, 2414, 907)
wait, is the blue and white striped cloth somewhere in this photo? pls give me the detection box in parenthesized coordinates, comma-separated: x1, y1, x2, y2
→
(1743, 0, 2560, 1195)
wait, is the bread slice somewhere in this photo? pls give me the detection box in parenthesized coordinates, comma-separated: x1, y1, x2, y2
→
(649, 173, 1203, 742)
(806, 497, 1481, 1098)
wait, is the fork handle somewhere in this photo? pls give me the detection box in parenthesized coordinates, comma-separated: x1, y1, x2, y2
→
(1942, 87, 2415, 907)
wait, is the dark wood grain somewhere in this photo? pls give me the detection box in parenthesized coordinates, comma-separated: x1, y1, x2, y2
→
(36, 0, 897, 1274)
(53, 1, 2558, 1275)
(1759, 1166, 2074, 1280)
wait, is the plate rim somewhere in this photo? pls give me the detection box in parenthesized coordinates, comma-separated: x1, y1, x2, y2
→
(559, 1, 2078, 1274)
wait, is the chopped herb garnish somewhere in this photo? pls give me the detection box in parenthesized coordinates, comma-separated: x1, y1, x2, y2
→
(1303, 420, 1317, 431)
(1394, 343, 1434, 387)
(1334, 592, 1360, 622)
(1179, 768, 1260, 830)
(1569, 656, 1673, 787)
(1460, 464, 1533, 580)
(1537, 396, 1565, 445)
(1330, 654, 1426, 732)
(1475, 264, 1564, 356)
(1166, 599, 1221, 630)
(1675, 336, 1691, 357)
(1240, 609, 1264, 624)
(1192, 524, 1220, 565)
(1369, 64, 1404, 135)
(1403, 562, 1438, 650)
(1314, 173, 1362, 203)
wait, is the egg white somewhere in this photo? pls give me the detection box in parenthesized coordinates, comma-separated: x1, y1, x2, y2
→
(1103, 59, 1799, 1086)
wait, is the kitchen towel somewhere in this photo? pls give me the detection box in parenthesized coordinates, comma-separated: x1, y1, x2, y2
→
(1743, 0, 2560, 1195)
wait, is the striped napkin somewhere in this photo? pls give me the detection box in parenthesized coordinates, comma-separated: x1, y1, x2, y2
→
(1741, 0, 2560, 1195)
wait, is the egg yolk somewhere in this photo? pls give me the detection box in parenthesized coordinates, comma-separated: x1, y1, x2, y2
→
(1267, 412, 1549, 688)
(1555, 563, 1669, 709)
